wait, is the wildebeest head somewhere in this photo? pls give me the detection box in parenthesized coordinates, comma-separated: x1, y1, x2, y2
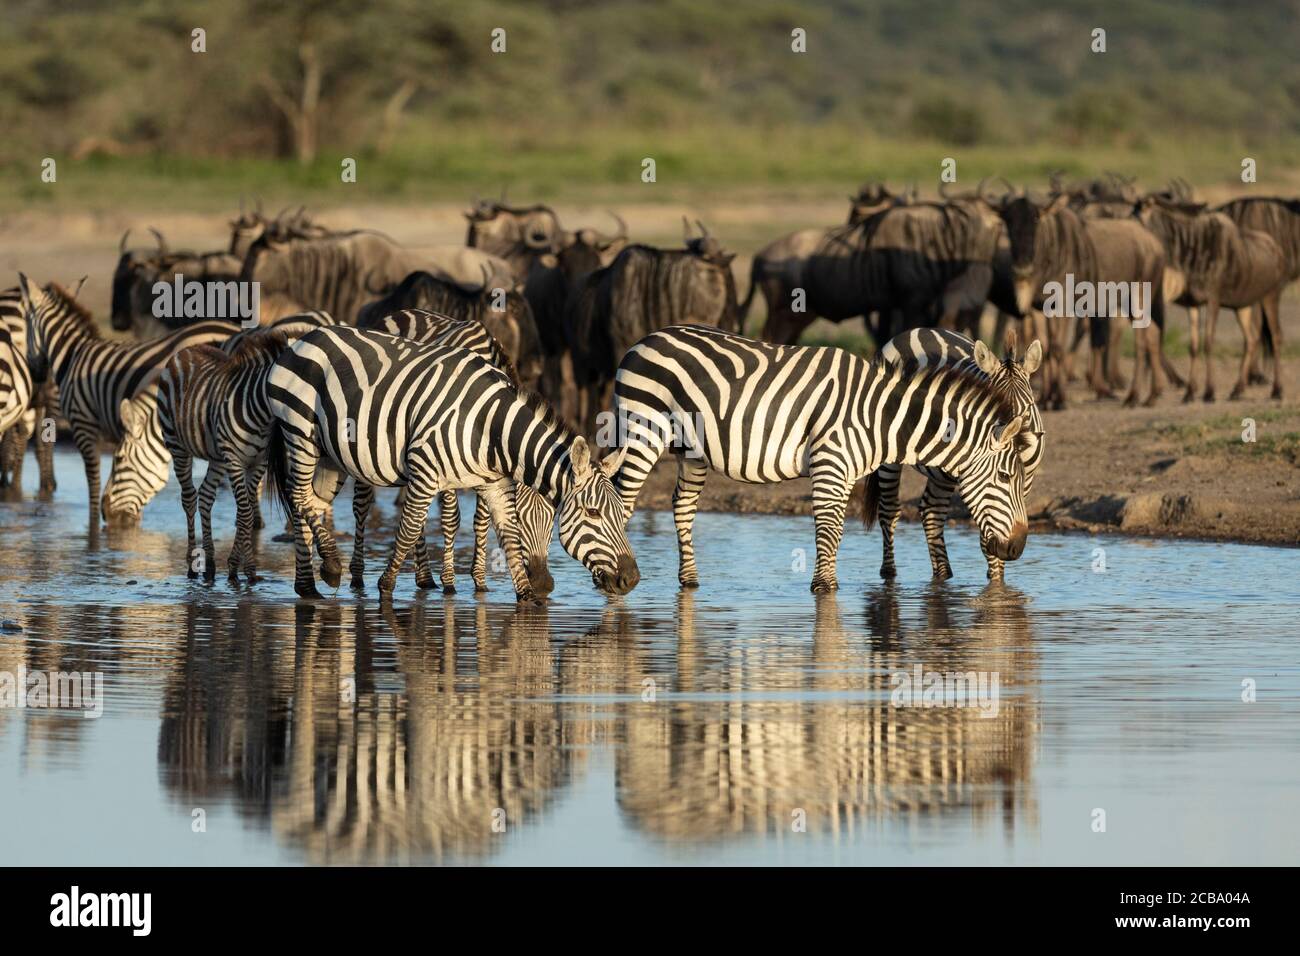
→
(111, 228, 170, 331)
(999, 191, 1070, 314)
(477, 273, 544, 390)
(682, 218, 735, 266)
(465, 199, 564, 266)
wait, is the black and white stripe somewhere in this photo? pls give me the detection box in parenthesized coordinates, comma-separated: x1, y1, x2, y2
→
(365, 309, 557, 594)
(0, 288, 56, 493)
(867, 328, 1044, 581)
(19, 274, 238, 524)
(264, 326, 638, 600)
(611, 325, 1031, 591)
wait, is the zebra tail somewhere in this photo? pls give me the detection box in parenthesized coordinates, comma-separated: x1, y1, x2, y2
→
(263, 419, 292, 519)
(861, 472, 880, 530)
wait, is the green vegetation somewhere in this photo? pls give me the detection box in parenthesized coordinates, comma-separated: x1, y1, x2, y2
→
(1, 1, 1297, 211)
(1139, 410, 1300, 466)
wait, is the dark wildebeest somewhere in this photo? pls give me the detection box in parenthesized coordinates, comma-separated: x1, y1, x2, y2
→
(240, 229, 512, 325)
(781, 184, 1004, 347)
(741, 183, 900, 344)
(1135, 197, 1288, 400)
(356, 269, 544, 389)
(564, 220, 739, 432)
(523, 216, 630, 421)
(110, 229, 244, 339)
(465, 199, 566, 278)
(998, 190, 1175, 408)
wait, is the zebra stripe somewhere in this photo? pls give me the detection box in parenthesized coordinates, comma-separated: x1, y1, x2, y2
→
(0, 288, 57, 494)
(264, 326, 637, 599)
(19, 275, 239, 525)
(869, 328, 1044, 582)
(611, 326, 1030, 591)
(366, 309, 556, 594)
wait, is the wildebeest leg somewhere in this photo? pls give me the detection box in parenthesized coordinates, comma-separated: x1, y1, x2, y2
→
(1262, 290, 1283, 400)
(1047, 312, 1070, 409)
(919, 474, 956, 581)
(1201, 299, 1221, 402)
(349, 481, 374, 590)
(874, 465, 903, 579)
(1182, 305, 1200, 402)
(1123, 322, 1149, 408)
(35, 390, 56, 494)
(1105, 313, 1127, 390)
(672, 453, 709, 588)
(1227, 305, 1258, 401)
(1087, 316, 1112, 399)
(438, 489, 459, 592)
(809, 457, 852, 593)
(1067, 316, 1089, 383)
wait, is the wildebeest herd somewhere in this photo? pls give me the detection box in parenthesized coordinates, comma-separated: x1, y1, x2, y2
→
(0, 176, 1294, 599)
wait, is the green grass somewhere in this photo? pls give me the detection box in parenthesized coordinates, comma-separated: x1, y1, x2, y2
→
(6, 124, 1299, 214)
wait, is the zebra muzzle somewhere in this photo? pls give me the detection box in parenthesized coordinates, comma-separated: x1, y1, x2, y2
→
(989, 522, 1029, 561)
(595, 554, 641, 595)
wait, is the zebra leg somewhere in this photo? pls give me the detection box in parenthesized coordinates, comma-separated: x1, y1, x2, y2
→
(476, 477, 536, 602)
(472, 495, 490, 592)
(875, 465, 903, 579)
(71, 419, 101, 527)
(349, 481, 373, 590)
(412, 533, 437, 591)
(672, 453, 709, 588)
(302, 505, 343, 589)
(809, 460, 852, 593)
(35, 395, 56, 494)
(174, 452, 200, 578)
(919, 476, 956, 581)
(439, 490, 460, 592)
(225, 459, 257, 583)
(197, 465, 223, 583)
(377, 467, 438, 596)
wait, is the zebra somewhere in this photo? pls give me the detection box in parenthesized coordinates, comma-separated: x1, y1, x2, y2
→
(865, 328, 1044, 582)
(17, 274, 239, 525)
(107, 311, 340, 562)
(0, 287, 56, 494)
(361, 309, 557, 594)
(608, 325, 1030, 591)
(263, 325, 639, 600)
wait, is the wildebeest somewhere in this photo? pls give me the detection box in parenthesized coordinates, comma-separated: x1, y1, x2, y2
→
(742, 183, 900, 344)
(465, 198, 566, 277)
(110, 229, 245, 339)
(524, 216, 630, 420)
(1136, 197, 1288, 400)
(240, 229, 512, 325)
(357, 270, 543, 388)
(998, 190, 1176, 407)
(779, 185, 1004, 348)
(564, 220, 739, 431)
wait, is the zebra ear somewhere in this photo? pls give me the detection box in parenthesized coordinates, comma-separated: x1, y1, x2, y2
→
(598, 445, 628, 478)
(973, 340, 1000, 375)
(569, 436, 593, 482)
(1023, 340, 1043, 375)
(991, 416, 1024, 451)
(118, 398, 138, 436)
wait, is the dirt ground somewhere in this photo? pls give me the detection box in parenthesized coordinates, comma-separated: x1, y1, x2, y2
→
(3, 201, 1297, 547)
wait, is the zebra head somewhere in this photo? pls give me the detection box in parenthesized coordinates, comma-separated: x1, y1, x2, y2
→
(516, 483, 557, 595)
(973, 337, 1045, 492)
(102, 392, 171, 524)
(953, 414, 1031, 563)
(557, 437, 639, 595)
(17, 275, 54, 383)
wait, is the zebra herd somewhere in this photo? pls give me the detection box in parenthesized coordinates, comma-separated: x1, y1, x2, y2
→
(0, 195, 1042, 596)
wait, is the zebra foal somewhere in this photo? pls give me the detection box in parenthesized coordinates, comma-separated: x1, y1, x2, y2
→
(609, 326, 1031, 591)
(265, 326, 638, 600)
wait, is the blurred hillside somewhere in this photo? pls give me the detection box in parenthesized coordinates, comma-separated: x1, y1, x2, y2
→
(2, 0, 1298, 209)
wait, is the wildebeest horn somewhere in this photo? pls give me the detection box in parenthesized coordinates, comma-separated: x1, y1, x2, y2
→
(149, 228, 168, 255)
(608, 211, 628, 238)
(71, 275, 88, 299)
(119, 229, 131, 254)
(695, 219, 711, 239)
(682, 216, 693, 241)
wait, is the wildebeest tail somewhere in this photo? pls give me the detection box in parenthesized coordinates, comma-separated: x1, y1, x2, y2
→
(738, 258, 762, 327)
(263, 419, 292, 518)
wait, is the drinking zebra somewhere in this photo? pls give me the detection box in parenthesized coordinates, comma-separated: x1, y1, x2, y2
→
(0, 287, 56, 493)
(18, 275, 240, 525)
(608, 325, 1030, 591)
(362, 308, 557, 594)
(264, 326, 638, 600)
(865, 328, 1044, 582)
(107, 311, 339, 575)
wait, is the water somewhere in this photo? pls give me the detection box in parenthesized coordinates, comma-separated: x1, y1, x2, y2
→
(0, 450, 1297, 865)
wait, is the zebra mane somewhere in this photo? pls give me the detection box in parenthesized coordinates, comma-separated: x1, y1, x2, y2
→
(881, 354, 1024, 433)
(227, 329, 290, 366)
(515, 385, 576, 444)
(46, 283, 101, 338)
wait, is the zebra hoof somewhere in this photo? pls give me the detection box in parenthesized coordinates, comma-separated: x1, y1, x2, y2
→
(377, 573, 397, 594)
(417, 576, 437, 591)
(515, 588, 543, 606)
(473, 582, 488, 593)
(320, 560, 342, 589)
(679, 577, 700, 589)
(879, 565, 897, 580)
(350, 575, 365, 591)
(934, 566, 954, 581)
(187, 569, 199, 580)
(810, 578, 838, 593)
(295, 583, 322, 600)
